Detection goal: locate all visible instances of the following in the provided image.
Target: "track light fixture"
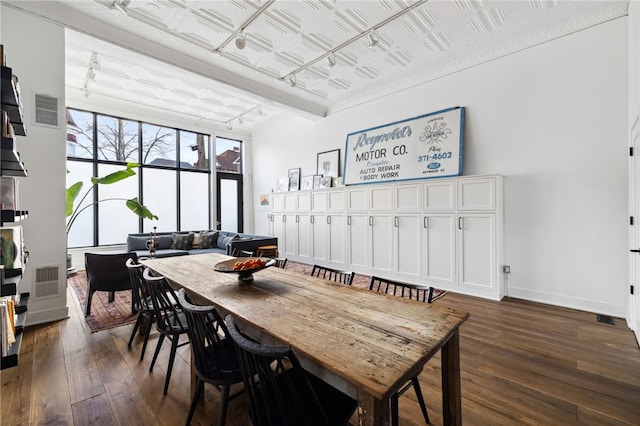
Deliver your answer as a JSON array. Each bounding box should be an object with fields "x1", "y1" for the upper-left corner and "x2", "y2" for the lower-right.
[
  {"x1": 287, "y1": 74, "x2": 297, "y2": 87},
  {"x1": 367, "y1": 30, "x2": 379, "y2": 49},
  {"x1": 235, "y1": 31, "x2": 246, "y2": 49},
  {"x1": 224, "y1": 104, "x2": 263, "y2": 130},
  {"x1": 327, "y1": 52, "x2": 336, "y2": 68},
  {"x1": 111, "y1": 0, "x2": 127, "y2": 15}
]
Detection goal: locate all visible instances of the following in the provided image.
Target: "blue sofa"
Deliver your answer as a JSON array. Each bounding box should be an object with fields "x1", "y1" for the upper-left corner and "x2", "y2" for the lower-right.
[{"x1": 126, "y1": 230, "x2": 277, "y2": 259}]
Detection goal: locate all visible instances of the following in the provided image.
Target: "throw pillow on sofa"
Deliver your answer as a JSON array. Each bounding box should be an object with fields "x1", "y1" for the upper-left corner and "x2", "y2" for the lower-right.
[
  {"x1": 200, "y1": 231, "x2": 219, "y2": 249},
  {"x1": 171, "y1": 232, "x2": 194, "y2": 250},
  {"x1": 218, "y1": 234, "x2": 239, "y2": 250}
]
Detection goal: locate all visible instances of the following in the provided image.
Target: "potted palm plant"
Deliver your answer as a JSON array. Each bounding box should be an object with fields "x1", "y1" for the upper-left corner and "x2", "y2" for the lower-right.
[{"x1": 66, "y1": 162, "x2": 157, "y2": 271}]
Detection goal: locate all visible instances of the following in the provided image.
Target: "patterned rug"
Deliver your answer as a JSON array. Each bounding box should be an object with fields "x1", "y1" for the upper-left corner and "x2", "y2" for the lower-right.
[
  {"x1": 68, "y1": 271, "x2": 138, "y2": 333},
  {"x1": 284, "y1": 260, "x2": 446, "y2": 302}
]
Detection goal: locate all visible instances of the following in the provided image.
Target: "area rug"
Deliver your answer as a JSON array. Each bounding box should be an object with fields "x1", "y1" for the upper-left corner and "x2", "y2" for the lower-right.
[
  {"x1": 68, "y1": 271, "x2": 137, "y2": 333},
  {"x1": 284, "y1": 260, "x2": 446, "y2": 302}
]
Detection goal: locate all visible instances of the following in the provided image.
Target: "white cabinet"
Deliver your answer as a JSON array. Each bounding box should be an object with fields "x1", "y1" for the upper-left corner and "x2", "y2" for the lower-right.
[
  {"x1": 393, "y1": 214, "x2": 422, "y2": 280},
  {"x1": 347, "y1": 214, "x2": 368, "y2": 270},
  {"x1": 422, "y1": 214, "x2": 456, "y2": 288},
  {"x1": 457, "y1": 213, "x2": 496, "y2": 292},
  {"x1": 271, "y1": 174, "x2": 503, "y2": 300}
]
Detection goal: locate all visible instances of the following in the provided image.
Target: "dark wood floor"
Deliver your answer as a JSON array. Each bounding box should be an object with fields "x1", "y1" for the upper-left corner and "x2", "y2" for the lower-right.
[{"x1": 2, "y1": 282, "x2": 640, "y2": 425}]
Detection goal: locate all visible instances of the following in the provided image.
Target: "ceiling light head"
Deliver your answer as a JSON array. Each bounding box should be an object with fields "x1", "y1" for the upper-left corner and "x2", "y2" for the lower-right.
[
  {"x1": 235, "y1": 31, "x2": 246, "y2": 50},
  {"x1": 257, "y1": 105, "x2": 263, "y2": 115},
  {"x1": 367, "y1": 30, "x2": 379, "y2": 50},
  {"x1": 287, "y1": 74, "x2": 297, "y2": 87},
  {"x1": 226, "y1": 122, "x2": 232, "y2": 130},
  {"x1": 111, "y1": 0, "x2": 127, "y2": 15},
  {"x1": 238, "y1": 117, "x2": 243, "y2": 124},
  {"x1": 327, "y1": 52, "x2": 336, "y2": 68}
]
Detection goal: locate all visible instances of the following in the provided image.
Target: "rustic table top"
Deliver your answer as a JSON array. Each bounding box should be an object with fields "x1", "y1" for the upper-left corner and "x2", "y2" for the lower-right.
[{"x1": 141, "y1": 253, "x2": 469, "y2": 401}]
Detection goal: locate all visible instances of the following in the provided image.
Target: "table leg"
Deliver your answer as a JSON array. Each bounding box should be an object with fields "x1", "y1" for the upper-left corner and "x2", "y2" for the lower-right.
[
  {"x1": 441, "y1": 328, "x2": 462, "y2": 426},
  {"x1": 356, "y1": 389, "x2": 389, "y2": 426}
]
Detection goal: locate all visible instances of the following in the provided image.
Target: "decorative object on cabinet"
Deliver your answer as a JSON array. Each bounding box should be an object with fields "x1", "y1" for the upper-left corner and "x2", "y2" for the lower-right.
[
  {"x1": 319, "y1": 176, "x2": 332, "y2": 188},
  {"x1": 288, "y1": 167, "x2": 300, "y2": 191},
  {"x1": 313, "y1": 174, "x2": 323, "y2": 189},
  {"x1": 300, "y1": 175, "x2": 314, "y2": 190},
  {"x1": 276, "y1": 177, "x2": 289, "y2": 192},
  {"x1": 343, "y1": 106, "x2": 465, "y2": 185},
  {"x1": 0, "y1": 226, "x2": 23, "y2": 269},
  {"x1": 317, "y1": 149, "x2": 340, "y2": 178}
]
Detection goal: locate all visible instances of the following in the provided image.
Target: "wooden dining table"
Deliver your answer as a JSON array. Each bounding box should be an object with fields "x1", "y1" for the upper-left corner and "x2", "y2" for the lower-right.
[{"x1": 141, "y1": 253, "x2": 469, "y2": 426}]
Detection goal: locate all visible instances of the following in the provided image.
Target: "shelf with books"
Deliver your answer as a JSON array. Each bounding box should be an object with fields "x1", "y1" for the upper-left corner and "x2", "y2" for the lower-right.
[
  {"x1": 0, "y1": 65, "x2": 25, "y2": 137},
  {"x1": 1, "y1": 210, "x2": 28, "y2": 223}
]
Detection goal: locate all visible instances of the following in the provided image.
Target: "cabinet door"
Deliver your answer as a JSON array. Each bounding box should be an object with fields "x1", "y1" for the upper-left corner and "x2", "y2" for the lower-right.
[
  {"x1": 347, "y1": 188, "x2": 368, "y2": 212},
  {"x1": 370, "y1": 186, "x2": 393, "y2": 211},
  {"x1": 422, "y1": 214, "x2": 456, "y2": 287},
  {"x1": 284, "y1": 194, "x2": 298, "y2": 211},
  {"x1": 393, "y1": 214, "x2": 421, "y2": 280},
  {"x1": 297, "y1": 193, "x2": 312, "y2": 211},
  {"x1": 327, "y1": 214, "x2": 346, "y2": 267},
  {"x1": 457, "y1": 213, "x2": 496, "y2": 290},
  {"x1": 328, "y1": 190, "x2": 346, "y2": 212},
  {"x1": 394, "y1": 184, "x2": 421, "y2": 211},
  {"x1": 272, "y1": 195, "x2": 285, "y2": 211},
  {"x1": 283, "y1": 214, "x2": 298, "y2": 257},
  {"x1": 296, "y1": 214, "x2": 312, "y2": 261},
  {"x1": 312, "y1": 191, "x2": 328, "y2": 212},
  {"x1": 369, "y1": 214, "x2": 393, "y2": 275},
  {"x1": 347, "y1": 214, "x2": 368, "y2": 270},
  {"x1": 458, "y1": 178, "x2": 496, "y2": 211},
  {"x1": 272, "y1": 214, "x2": 286, "y2": 254},
  {"x1": 311, "y1": 214, "x2": 327, "y2": 261},
  {"x1": 423, "y1": 181, "x2": 456, "y2": 211}
]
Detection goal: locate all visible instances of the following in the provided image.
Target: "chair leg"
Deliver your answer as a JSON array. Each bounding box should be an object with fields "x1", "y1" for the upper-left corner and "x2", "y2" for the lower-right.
[
  {"x1": 108, "y1": 291, "x2": 115, "y2": 303},
  {"x1": 163, "y1": 336, "x2": 180, "y2": 395},
  {"x1": 140, "y1": 313, "x2": 154, "y2": 362},
  {"x1": 85, "y1": 289, "x2": 94, "y2": 316},
  {"x1": 218, "y1": 384, "x2": 231, "y2": 426},
  {"x1": 411, "y1": 377, "x2": 430, "y2": 425},
  {"x1": 150, "y1": 333, "x2": 165, "y2": 372},
  {"x1": 185, "y1": 378, "x2": 204, "y2": 426},
  {"x1": 391, "y1": 393, "x2": 400, "y2": 426},
  {"x1": 128, "y1": 314, "x2": 143, "y2": 348}
]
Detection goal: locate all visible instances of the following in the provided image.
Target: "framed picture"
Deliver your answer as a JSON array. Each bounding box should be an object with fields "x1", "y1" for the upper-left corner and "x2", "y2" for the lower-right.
[
  {"x1": 288, "y1": 168, "x2": 301, "y2": 191},
  {"x1": 313, "y1": 175, "x2": 323, "y2": 189},
  {"x1": 259, "y1": 194, "x2": 270, "y2": 206},
  {"x1": 300, "y1": 175, "x2": 314, "y2": 190},
  {"x1": 276, "y1": 177, "x2": 289, "y2": 192},
  {"x1": 319, "y1": 176, "x2": 332, "y2": 189},
  {"x1": 317, "y1": 149, "x2": 340, "y2": 178}
]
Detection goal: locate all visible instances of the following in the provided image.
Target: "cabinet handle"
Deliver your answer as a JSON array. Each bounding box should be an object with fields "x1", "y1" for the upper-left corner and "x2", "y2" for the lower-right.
[
  {"x1": 283, "y1": 215, "x2": 286, "y2": 223},
  {"x1": 369, "y1": 216, "x2": 373, "y2": 226},
  {"x1": 424, "y1": 216, "x2": 428, "y2": 229},
  {"x1": 310, "y1": 215, "x2": 314, "y2": 224},
  {"x1": 327, "y1": 216, "x2": 331, "y2": 225},
  {"x1": 394, "y1": 216, "x2": 399, "y2": 227},
  {"x1": 458, "y1": 217, "x2": 463, "y2": 230},
  {"x1": 295, "y1": 215, "x2": 298, "y2": 223},
  {"x1": 347, "y1": 216, "x2": 351, "y2": 226}
]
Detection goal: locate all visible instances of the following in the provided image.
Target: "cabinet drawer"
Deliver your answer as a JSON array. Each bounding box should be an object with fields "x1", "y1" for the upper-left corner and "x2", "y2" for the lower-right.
[{"x1": 457, "y1": 178, "x2": 496, "y2": 211}]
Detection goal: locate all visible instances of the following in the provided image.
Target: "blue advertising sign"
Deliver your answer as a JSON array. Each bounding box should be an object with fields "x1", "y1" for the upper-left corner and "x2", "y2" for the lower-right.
[{"x1": 343, "y1": 106, "x2": 465, "y2": 185}]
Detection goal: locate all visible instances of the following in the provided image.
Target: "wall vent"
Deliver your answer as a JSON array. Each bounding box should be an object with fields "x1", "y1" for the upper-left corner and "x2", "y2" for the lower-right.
[
  {"x1": 34, "y1": 265, "x2": 60, "y2": 299},
  {"x1": 33, "y1": 93, "x2": 59, "y2": 128}
]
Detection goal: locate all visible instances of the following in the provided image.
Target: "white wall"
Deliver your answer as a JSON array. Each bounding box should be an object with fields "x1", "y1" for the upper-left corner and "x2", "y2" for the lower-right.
[
  {"x1": 251, "y1": 18, "x2": 629, "y2": 317},
  {"x1": 1, "y1": 6, "x2": 69, "y2": 324}
]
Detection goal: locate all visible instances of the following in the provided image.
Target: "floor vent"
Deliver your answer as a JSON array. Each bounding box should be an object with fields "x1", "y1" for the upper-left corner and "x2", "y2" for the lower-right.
[
  {"x1": 596, "y1": 314, "x2": 615, "y2": 325},
  {"x1": 34, "y1": 265, "x2": 60, "y2": 299}
]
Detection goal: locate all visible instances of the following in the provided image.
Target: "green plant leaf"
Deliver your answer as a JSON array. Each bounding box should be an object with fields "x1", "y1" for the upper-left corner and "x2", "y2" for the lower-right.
[
  {"x1": 90, "y1": 163, "x2": 138, "y2": 185},
  {"x1": 66, "y1": 181, "x2": 83, "y2": 217},
  {"x1": 126, "y1": 197, "x2": 159, "y2": 221}
]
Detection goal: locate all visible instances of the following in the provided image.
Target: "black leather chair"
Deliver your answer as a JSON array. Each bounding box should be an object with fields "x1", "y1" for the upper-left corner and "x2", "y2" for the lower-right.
[
  {"x1": 84, "y1": 252, "x2": 138, "y2": 316},
  {"x1": 369, "y1": 275, "x2": 433, "y2": 426},
  {"x1": 225, "y1": 315, "x2": 357, "y2": 426},
  {"x1": 176, "y1": 289, "x2": 244, "y2": 426},
  {"x1": 310, "y1": 264, "x2": 355, "y2": 285},
  {"x1": 143, "y1": 268, "x2": 190, "y2": 395}
]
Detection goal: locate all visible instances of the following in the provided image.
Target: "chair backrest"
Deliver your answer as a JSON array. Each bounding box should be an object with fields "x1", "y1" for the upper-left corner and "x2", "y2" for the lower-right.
[
  {"x1": 126, "y1": 258, "x2": 147, "y2": 312},
  {"x1": 273, "y1": 257, "x2": 287, "y2": 269},
  {"x1": 143, "y1": 268, "x2": 187, "y2": 333},
  {"x1": 225, "y1": 315, "x2": 334, "y2": 426},
  {"x1": 310, "y1": 264, "x2": 355, "y2": 285},
  {"x1": 369, "y1": 275, "x2": 435, "y2": 303},
  {"x1": 176, "y1": 289, "x2": 241, "y2": 383},
  {"x1": 85, "y1": 252, "x2": 138, "y2": 292},
  {"x1": 232, "y1": 249, "x2": 254, "y2": 257}
]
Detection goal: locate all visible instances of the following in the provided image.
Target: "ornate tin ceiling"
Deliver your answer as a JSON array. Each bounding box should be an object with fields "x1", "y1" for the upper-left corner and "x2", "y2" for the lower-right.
[{"x1": 4, "y1": 0, "x2": 628, "y2": 131}]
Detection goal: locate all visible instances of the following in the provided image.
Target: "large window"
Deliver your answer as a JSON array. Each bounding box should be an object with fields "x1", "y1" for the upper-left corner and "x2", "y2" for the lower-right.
[{"x1": 66, "y1": 108, "x2": 211, "y2": 248}]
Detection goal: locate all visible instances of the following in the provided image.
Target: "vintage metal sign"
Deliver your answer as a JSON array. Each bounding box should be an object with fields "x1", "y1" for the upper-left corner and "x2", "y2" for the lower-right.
[{"x1": 342, "y1": 106, "x2": 464, "y2": 185}]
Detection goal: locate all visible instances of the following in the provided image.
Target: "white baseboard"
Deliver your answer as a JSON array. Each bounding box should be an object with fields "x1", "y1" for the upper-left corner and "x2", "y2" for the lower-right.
[{"x1": 24, "y1": 306, "x2": 70, "y2": 327}]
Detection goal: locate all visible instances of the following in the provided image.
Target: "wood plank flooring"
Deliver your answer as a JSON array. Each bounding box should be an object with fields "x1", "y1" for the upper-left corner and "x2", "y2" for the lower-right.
[{"x1": 2, "y1": 283, "x2": 639, "y2": 425}]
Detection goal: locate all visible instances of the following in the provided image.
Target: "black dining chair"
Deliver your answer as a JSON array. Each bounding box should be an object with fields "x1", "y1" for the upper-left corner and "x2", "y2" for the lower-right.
[
  {"x1": 272, "y1": 257, "x2": 287, "y2": 269},
  {"x1": 369, "y1": 275, "x2": 433, "y2": 426},
  {"x1": 225, "y1": 315, "x2": 357, "y2": 426},
  {"x1": 143, "y1": 268, "x2": 190, "y2": 396},
  {"x1": 176, "y1": 289, "x2": 244, "y2": 426},
  {"x1": 310, "y1": 264, "x2": 355, "y2": 285},
  {"x1": 126, "y1": 258, "x2": 155, "y2": 361},
  {"x1": 231, "y1": 249, "x2": 254, "y2": 257},
  {"x1": 84, "y1": 252, "x2": 138, "y2": 316}
]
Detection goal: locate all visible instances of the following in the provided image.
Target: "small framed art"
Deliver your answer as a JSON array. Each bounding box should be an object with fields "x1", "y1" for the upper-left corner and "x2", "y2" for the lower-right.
[
  {"x1": 276, "y1": 177, "x2": 289, "y2": 192},
  {"x1": 313, "y1": 175, "x2": 323, "y2": 189},
  {"x1": 301, "y1": 175, "x2": 314, "y2": 190},
  {"x1": 288, "y1": 168, "x2": 301, "y2": 191},
  {"x1": 317, "y1": 149, "x2": 340, "y2": 178},
  {"x1": 319, "y1": 176, "x2": 332, "y2": 189}
]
